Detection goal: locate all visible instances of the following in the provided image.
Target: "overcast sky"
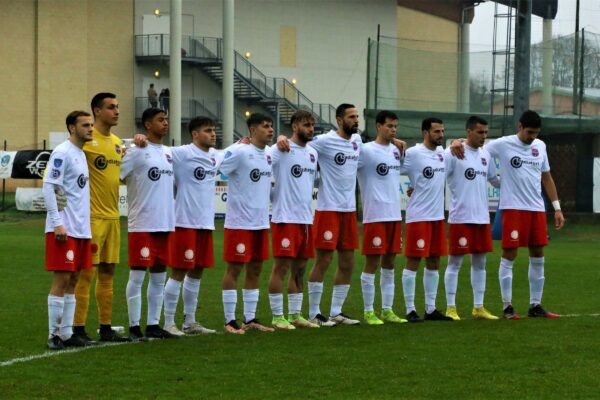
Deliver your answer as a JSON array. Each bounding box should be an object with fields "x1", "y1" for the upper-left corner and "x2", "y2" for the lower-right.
[{"x1": 470, "y1": 0, "x2": 600, "y2": 52}]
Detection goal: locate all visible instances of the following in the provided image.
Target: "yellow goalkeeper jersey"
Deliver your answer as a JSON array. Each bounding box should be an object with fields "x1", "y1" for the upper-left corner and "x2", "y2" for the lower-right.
[{"x1": 83, "y1": 128, "x2": 122, "y2": 219}]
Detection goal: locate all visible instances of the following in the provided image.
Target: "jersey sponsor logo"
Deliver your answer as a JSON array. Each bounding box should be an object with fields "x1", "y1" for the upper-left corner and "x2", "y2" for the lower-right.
[
  {"x1": 510, "y1": 156, "x2": 540, "y2": 169},
  {"x1": 148, "y1": 167, "x2": 173, "y2": 181},
  {"x1": 54, "y1": 158, "x2": 63, "y2": 168},
  {"x1": 290, "y1": 164, "x2": 315, "y2": 178},
  {"x1": 416, "y1": 239, "x2": 425, "y2": 249},
  {"x1": 115, "y1": 145, "x2": 121, "y2": 155},
  {"x1": 166, "y1": 154, "x2": 173, "y2": 164},
  {"x1": 235, "y1": 243, "x2": 246, "y2": 254},
  {"x1": 481, "y1": 157, "x2": 487, "y2": 166},
  {"x1": 51, "y1": 168, "x2": 61, "y2": 178},
  {"x1": 281, "y1": 238, "x2": 291, "y2": 248},
  {"x1": 376, "y1": 163, "x2": 389, "y2": 176},
  {"x1": 458, "y1": 237, "x2": 468, "y2": 247},
  {"x1": 66, "y1": 250, "x2": 74, "y2": 262},
  {"x1": 372, "y1": 236, "x2": 382, "y2": 247},
  {"x1": 422, "y1": 166, "x2": 444, "y2": 179},
  {"x1": 531, "y1": 148, "x2": 539, "y2": 157},
  {"x1": 334, "y1": 152, "x2": 359, "y2": 166},
  {"x1": 464, "y1": 168, "x2": 487, "y2": 180},
  {"x1": 249, "y1": 168, "x2": 271, "y2": 182},
  {"x1": 94, "y1": 155, "x2": 120, "y2": 170},
  {"x1": 184, "y1": 249, "x2": 194, "y2": 260},
  {"x1": 77, "y1": 174, "x2": 88, "y2": 188}
]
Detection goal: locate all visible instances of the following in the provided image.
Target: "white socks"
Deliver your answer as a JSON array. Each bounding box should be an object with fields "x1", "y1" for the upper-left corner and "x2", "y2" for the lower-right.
[
  {"x1": 423, "y1": 268, "x2": 439, "y2": 314},
  {"x1": 126, "y1": 270, "x2": 146, "y2": 327},
  {"x1": 329, "y1": 284, "x2": 350, "y2": 317},
  {"x1": 528, "y1": 257, "x2": 545, "y2": 305},
  {"x1": 222, "y1": 289, "x2": 237, "y2": 323},
  {"x1": 242, "y1": 289, "x2": 259, "y2": 323},
  {"x1": 288, "y1": 293, "x2": 303, "y2": 315},
  {"x1": 444, "y1": 255, "x2": 463, "y2": 307},
  {"x1": 380, "y1": 268, "x2": 395, "y2": 310},
  {"x1": 360, "y1": 272, "x2": 376, "y2": 312},
  {"x1": 470, "y1": 253, "x2": 487, "y2": 308},
  {"x1": 269, "y1": 293, "x2": 284, "y2": 316},
  {"x1": 402, "y1": 269, "x2": 416, "y2": 313},
  {"x1": 163, "y1": 278, "x2": 182, "y2": 327},
  {"x1": 147, "y1": 272, "x2": 166, "y2": 325},
  {"x1": 183, "y1": 276, "x2": 201, "y2": 327},
  {"x1": 47, "y1": 295, "x2": 64, "y2": 337},
  {"x1": 499, "y1": 257, "x2": 514, "y2": 308},
  {"x1": 308, "y1": 281, "x2": 323, "y2": 320},
  {"x1": 59, "y1": 294, "x2": 76, "y2": 339}
]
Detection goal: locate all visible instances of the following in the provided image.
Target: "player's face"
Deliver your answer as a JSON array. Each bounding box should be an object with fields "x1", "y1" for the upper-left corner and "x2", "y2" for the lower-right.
[
  {"x1": 517, "y1": 125, "x2": 541, "y2": 144},
  {"x1": 71, "y1": 116, "x2": 94, "y2": 143},
  {"x1": 293, "y1": 119, "x2": 315, "y2": 144},
  {"x1": 425, "y1": 123, "x2": 444, "y2": 146},
  {"x1": 466, "y1": 123, "x2": 488, "y2": 148},
  {"x1": 147, "y1": 113, "x2": 169, "y2": 138},
  {"x1": 252, "y1": 121, "x2": 274, "y2": 146},
  {"x1": 376, "y1": 118, "x2": 398, "y2": 143},
  {"x1": 95, "y1": 98, "x2": 119, "y2": 127},
  {"x1": 338, "y1": 108, "x2": 359, "y2": 135},
  {"x1": 193, "y1": 125, "x2": 216, "y2": 149}
]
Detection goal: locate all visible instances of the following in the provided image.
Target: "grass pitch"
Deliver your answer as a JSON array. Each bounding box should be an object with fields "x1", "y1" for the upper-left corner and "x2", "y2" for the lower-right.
[{"x1": 0, "y1": 208, "x2": 599, "y2": 399}]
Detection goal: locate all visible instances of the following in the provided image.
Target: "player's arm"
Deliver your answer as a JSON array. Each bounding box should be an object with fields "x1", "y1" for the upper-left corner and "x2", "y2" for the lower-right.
[
  {"x1": 449, "y1": 138, "x2": 466, "y2": 159},
  {"x1": 391, "y1": 138, "x2": 407, "y2": 157},
  {"x1": 541, "y1": 171, "x2": 565, "y2": 230},
  {"x1": 276, "y1": 135, "x2": 291, "y2": 152},
  {"x1": 42, "y1": 181, "x2": 67, "y2": 241},
  {"x1": 120, "y1": 146, "x2": 142, "y2": 181},
  {"x1": 487, "y1": 155, "x2": 501, "y2": 188}
]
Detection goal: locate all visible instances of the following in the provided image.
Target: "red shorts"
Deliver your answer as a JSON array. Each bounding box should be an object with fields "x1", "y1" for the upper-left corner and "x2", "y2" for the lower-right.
[
  {"x1": 362, "y1": 221, "x2": 403, "y2": 255},
  {"x1": 448, "y1": 223, "x2": 493, "y2": 255},
  {"x1": 223, "y1": 229, "x2": 269, "y2": 263},
  {"x1": 45, "y1": 233, "x2": 92, "y2": 272},
  {"x1": 405, "y1": 220, "x2": 447, "y2": 258},
  {"x1": 313, "y1": 211, "x2": 358, "y2": 251},
  {"x1": 271, "y1": 223, "x2": 315, "y2": 259},
  {"x1": 170, "y1": 227, "x2": 214, "y2": 269},
  {"x1": 128, "y1": 231, "x2": 173, "y2": 267},
  {"x1": 501, "y1": 209, "x2": 548, "y2": 249}
]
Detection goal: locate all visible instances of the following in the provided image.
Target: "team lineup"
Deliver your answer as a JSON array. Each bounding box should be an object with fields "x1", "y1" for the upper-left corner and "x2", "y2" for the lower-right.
[{"x1": 43, "y1": 93, "x2": 565, "y2": 349}]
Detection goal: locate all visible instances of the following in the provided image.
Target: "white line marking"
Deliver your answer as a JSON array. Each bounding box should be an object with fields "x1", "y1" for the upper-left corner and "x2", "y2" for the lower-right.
[{"x1": 558, "y1": 313, "x2": 600, "y2": 318}]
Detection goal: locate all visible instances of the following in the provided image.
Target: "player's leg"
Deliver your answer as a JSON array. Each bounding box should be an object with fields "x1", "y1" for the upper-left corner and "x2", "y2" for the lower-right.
[
  {"x1": 96, "y1": 219, "x2": 123, "y2": 340},
  {"x1": 182, "y1": 267, "x2": 215, "y2": 334},
  {"x1": 470, "y1": 253, "x2": 498, "y2": 320},
  {"x1": 222, "y1": 262, "x2": 245, "y2": 334},
  {"x1": 362, "y1": 254, "x2": 383, "y2": 325},
  {"x1": 288, "y1": 258, "x2": 318, "y2": 328},
  {"x1": 126, "y1": 266, "x2": 147, "y2": 340},
  {"x1": 269, "y1": 257, "x2": 294, "y2": 329},
  {"x1": 72, "y1": 266, "x2": 95, "y2": 339},
  {"x1": 163, "y1": 267, "x2": 186, "y2": 336},
  {"x1": 403, "y1": 256, "x2": 422, "y2": 322},
  {"x1": 423, "y1": 256, "x2": 452, "y2": 321},
  {"x1": 61, "y1": 271, "x2": 89, "y2": 347},
  {"x1": 145, "y1": 264, "x2": 174, "y2": 339},
  {"x1": 329, "y1": 249, "x2": 360, "y2": 325},
  {"x1": 47, "y1": 271, "x2": 71, "y2": 349},
  {"x1": 499, "y1": 210, "x2": 521, "y2": 319},
  {"x1": 527, "y1": 245, "x2": 558, "y2": 318},
  {"x1": 242, "y1": 260, "x2": 274, "y2": 332},
  {"x1": 308, "y1": 249, "x2": 334, "y2": 324},
  {"x1": 444, "y1": 254, "x2": 464, "y2": 320}
]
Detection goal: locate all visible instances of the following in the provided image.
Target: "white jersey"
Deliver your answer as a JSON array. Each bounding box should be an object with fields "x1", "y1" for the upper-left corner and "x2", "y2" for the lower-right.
[
  {"x1": 485, "y1": 135, "x2": 550, "y2": 212},
  {"x1": 120, "y1": 143, "x2": 175, "y2": 232},
  {"x1": 44, "y1": 141, "x2": 91, "y2": 239},
  {"x1": 172, "y1": 144, "x2": 223, "y2": 230},
  {"x1": 445, "y1": 145, "x2": 498, "y2": 224},
  {"x1": 269, "y1": 142, "x2": 318, "y2": 224},
  {"x1": 219, "y1": 143, "x2": 271, "y2": 230},
  {"x1": 400, "y1": 143, "x2": 446, "y2": 223},
  {"x1": 308, "y1": 130, "x2": 362, "y2": 212},
  {"x1": 357, "y1": 142, "x2": 402, "y2": 223}
]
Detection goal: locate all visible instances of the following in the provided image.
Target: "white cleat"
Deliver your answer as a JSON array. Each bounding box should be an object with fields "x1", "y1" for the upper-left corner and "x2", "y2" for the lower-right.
[
  {"x1": 183, "y1": 322, "x2": 217, "y2": 335},
  {"x1": 329, "y1": 313, "x2": 361, "y2": 325},
  {"x1": 163, "y1": 324, "x2": 185, "y2": 337},
  {"x1": 310, "y1": 313, "x2": 337, "y2": 327}
]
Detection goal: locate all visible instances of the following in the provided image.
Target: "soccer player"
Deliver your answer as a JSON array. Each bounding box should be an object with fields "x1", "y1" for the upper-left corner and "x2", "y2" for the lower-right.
[
  {"x1": 267, "y1": 110, "x2": 320, "y2": 330},
  {"x1": 73, "y1": 92, "x2": 128, "y2": 343},
  {"x1": 121, "y1": 108, "x2": 175, "y2": 340},
  {"x1": 357, "y1": 111, "x2": 407, "y2": 325},
  {"x1": 452, "y1": 110, "x2": 565, "y2": 319},
  {"x1": 400, "y1": 118, "x2": 453, "y2": 322},
  {"x1": 44, "y1": 111, "x2": 94, "y2": 349},
  {"x1": 219, "y1": 113, "x2": 275, "y2": 334},
  {"x1": 443, "y1": 116, "x2": 500, "y2": 321},
  {"x1": 162, "y1": 117, "x2": 219, "y2": 336}
]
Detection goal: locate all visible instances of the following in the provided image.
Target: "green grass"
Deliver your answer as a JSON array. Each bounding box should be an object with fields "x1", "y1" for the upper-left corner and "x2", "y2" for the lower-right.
[{"x1": 0, "y1": 212, "x2": 599, "y2": 399}]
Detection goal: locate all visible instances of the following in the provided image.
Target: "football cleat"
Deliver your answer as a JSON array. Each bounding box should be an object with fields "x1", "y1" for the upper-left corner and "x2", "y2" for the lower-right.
[
  {"x1": 288, "y1": 314, "x2": 320, "y2": 328},
  {"x1": 63, "y1": 335, "x2": 90, "y2": 347},
  {"x1": 503, "y1": 305, "x2": 521, "y2": 320},
  {"x1": 472, "y1": 307, "x2": 499, "y2": 320},
  {"x1": 128, "y1": 325, "x2": 148, "y2": 342},
  {"x1": 145, "y1": 325, "x2": 176, "y2": 339},
  {"x1": 163, "y1": 324, "x2": 186, "y2": 337},
  {"x1": 47, "y1": 335, "x2": 65, "y2": 350},
  {"x1": 310, "y1": 313, "x2": 337, "y2": 327},
  {"x1": 271, "y1": 316, "x2": 296, "y2": 330},
  {"x1": 406, "y1": 310, "x2": 424, "y2": 323},
  {"x1": 183, "y1": 322, "x2": 216, "y2": 335},
  {"x1": 364, "y1": 311, "x2": 384, "y2": 325},
  {"x1": 381, "y1": 309, "x2": 407, "y2": 323},
  {"x1": 99, "y1": 328, "x2": 130, "y2": 343},
  {"x1": 242, "y1": 319, "x2": 275, "y2": 332},
  {"x1": 424, "y1": 309, "x2": 453, "y2": 321},
  {"x1": 528, "y1": 304, "x2": 559, "y2": 318},
  {"x1": 330, "y1": 313, "x2": 360, "y2": 326},
  {"x1": 224, "y1": 320, "x2": 245, "y2": 335},
  {"x1": 445, "y1": 306, "x2": 461, "y2": 321}
]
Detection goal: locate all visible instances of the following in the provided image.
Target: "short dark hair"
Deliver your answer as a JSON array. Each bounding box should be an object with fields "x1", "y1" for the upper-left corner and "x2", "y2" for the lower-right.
[
  {"x1": 188, "y1": 116, "x2": 216, "y2": 136},
  {"x1": 422, "y1": 117, "x2": 443, "y2": 131},
  {"x1": 65, "y1": 110, "x2": 91, "y2": 131},
  {"x1": 466, "y1": 115, "x2": 488, "y2": 130},
  {"x1": 246, "y1": 113, "x2": 273, "y2": 129},
  {"x1": 141, "y1": 107, "x2": 166, "y2": 127},
  {"x1": 90, "y1": 92, "x2": 116, "y2": 114},
  {"x1": 519, "y1": 110, "x2": 542, "y2": 129},
  {"x1": 336, "y1": 103, "x2": 356, "y2": 119},
  {"x1": 375, "y1": 110, "x2": 398, "y2": 125},
  {"x1": 290, "y1": 110, "x2": 315, "y2": 125}
]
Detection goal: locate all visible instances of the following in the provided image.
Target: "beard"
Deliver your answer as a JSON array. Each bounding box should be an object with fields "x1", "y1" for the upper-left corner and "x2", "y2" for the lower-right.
[{"x1": 342, "y1": 122, "x2": 358, "y2": 134}]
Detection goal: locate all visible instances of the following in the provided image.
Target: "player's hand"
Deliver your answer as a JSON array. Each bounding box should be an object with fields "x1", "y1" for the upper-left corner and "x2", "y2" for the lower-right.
[
  {"x1": 54, "y1": 225, "x2": 68, "y2": 242},
  {"x1": 239, "y1": 136, "x2": 251, "y2": 145},
  {"x1": 392, "y1": 138, "x2": 407, "y2": 157},
  {"x1": 133, "y1": 133, "x2": 148, "y2": 148},
  {"x1": 276, "y1": 135, "x2": 291, "y2": 152},
  {"x1": 449, "y1": 139, "x2": 466, "y2": 159},
  {"x1": 554, "y1": 210, "x2": 565, "y2": 230},
  {"x1": 55, "y1": 188, "x2": 67, "y2": 211},
  {"x1": 407, "y1": 186, "x2": 414, "y2": 197}
]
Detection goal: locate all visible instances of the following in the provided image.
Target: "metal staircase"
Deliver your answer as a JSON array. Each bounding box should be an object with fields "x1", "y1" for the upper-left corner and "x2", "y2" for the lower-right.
[{"x1": 135, "y1": 34, "x2": 337, "y2": 132}]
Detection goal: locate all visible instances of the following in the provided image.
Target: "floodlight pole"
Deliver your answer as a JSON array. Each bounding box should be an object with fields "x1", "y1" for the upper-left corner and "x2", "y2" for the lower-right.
[
  {"x1": 222, "y1": 0, "x2": 235, "y2": 147},
  {"x1": 169, "y1": 0, "x2": 182, "y2": 145},
  {"x1": 512, "y1": 0, "x2": 532, "y2": 129}
]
